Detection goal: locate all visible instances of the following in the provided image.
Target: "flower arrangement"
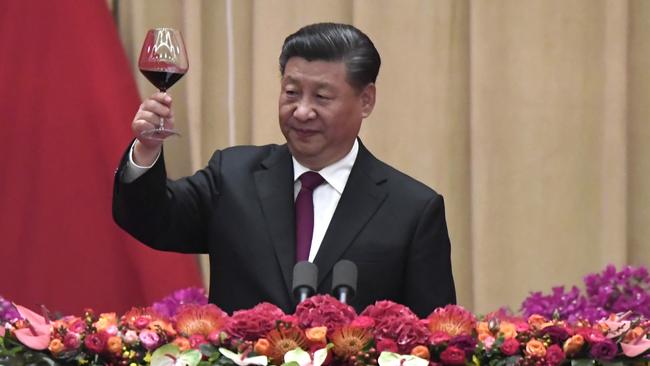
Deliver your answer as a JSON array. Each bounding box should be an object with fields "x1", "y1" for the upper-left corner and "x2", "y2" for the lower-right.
[
  {"x1": 1, "y1": 266, "x2": 649, "y2": 366},
  {"x1": 522, "y1": 265, "x2": 650, "y2": 322}
]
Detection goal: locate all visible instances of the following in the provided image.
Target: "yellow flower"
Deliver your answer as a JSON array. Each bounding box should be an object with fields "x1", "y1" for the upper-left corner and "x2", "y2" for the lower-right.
[{"x1": 331, "y1": 326, "x2": 372, "y2": 360}]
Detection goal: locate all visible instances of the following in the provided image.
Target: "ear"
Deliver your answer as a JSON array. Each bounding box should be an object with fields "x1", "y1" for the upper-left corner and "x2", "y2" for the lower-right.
[{"x1": 359, "y1": 83, "x2": 376, "y2": 119}]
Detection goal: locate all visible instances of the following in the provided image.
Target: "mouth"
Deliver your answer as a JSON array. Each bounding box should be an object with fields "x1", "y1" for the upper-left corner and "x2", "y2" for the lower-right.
[{"x1": 292, "y1": 127, "x2": 319, "y2": 139}]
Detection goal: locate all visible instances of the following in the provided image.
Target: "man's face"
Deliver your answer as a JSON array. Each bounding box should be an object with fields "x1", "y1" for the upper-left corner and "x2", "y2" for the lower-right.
[{"x1": 279, "y1": 57, "x2": 375, "y2": 170}]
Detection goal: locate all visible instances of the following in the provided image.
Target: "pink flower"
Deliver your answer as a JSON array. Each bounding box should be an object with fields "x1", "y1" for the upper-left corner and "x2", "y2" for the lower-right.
[
  {"x1": 68, "y1": 318, "x2": 86, "y2": 334},
  {"x1": 500, "y1": 338, "x2": 520, "y2": 356},
  {"x1": 376, "y1": 338, "x2": 398, "y2": 353},
  {"x1": 139, "y1": 329, "x2": 160, "y2": 350},
  {"x1": 13, "y1": 304, "x2": 53, "y2": 350},
  {"x1": 482, "y1": 335, "x2": 495, "y2": 349},
  {"x1": 123, "y1": 330, "x2": 139, "y2": 345},
  {"x1": 84, "y1": 332, "x2": 108, "y2": 353},
  {"x1": 295, "y1": 295, "x2": 356, "y2": 334},
  {"x1": 440, "y1": 346, "x2": 466, "y2": 365},
  {"x1": 134, "y1": 316, "x2": 150, "y2": 329},
  {"x1": 546, "y1": 344, "x2": 565, "y2": 366},
  {"x1": 208, "y1": 330, "x2": 221, "y2": 344},
  {"x1": 351, "y1": 316, "x2": 375, "y2": 329},
  {"x1": 63, "y1": 332, "x2": 81, "y2": 349},
  {"x1": 226, "y1": 302, "x2": 285, "y2": 341}
]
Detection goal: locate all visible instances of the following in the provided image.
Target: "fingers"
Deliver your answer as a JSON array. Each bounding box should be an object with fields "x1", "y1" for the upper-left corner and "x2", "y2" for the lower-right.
[{"x1": 132, "y1": 93, "x2": 176, "y2": 145}]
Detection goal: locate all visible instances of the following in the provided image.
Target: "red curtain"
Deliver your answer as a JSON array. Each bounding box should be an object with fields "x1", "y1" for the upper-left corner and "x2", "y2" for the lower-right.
[{"x1": 0, "y1": 1, "x2": 203, "y2": 315}]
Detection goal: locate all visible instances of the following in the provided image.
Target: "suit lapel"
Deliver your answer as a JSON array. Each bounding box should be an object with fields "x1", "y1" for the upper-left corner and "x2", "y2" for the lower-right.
[
  {"x1": 253, "y1": 146, "x2": 296, "y2": 300},
  {"x1": 313, "y1": 143, "x2": 388, "y2": 287}
]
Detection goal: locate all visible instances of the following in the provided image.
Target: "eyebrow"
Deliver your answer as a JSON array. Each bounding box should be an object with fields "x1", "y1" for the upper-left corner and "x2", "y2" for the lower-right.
[{"x1": 281, "y1": 75, "x2": 335, "y2": 90}]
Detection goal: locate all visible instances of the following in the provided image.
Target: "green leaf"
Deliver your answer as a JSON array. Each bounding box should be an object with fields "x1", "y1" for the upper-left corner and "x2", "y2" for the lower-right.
[
  {"x1": 571, "y1": 360, "x2": 596, "y2": 366},
  {"x1": 151, "y1": 343, "x2": 201, "y2": 366},
  {"x1": 280, "y1": 362, "x2": 300, "y2": 366}
]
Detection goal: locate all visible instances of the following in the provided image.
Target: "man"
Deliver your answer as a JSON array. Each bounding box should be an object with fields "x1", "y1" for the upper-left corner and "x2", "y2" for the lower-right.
[{"x1": 113, "y1": 23, "x2": 455, "y2": 318}]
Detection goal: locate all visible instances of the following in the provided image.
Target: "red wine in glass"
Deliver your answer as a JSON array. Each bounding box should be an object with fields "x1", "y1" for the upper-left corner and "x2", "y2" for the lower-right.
[{"x1": 138, "y1": 28, "x2": 189, "y2": 140}]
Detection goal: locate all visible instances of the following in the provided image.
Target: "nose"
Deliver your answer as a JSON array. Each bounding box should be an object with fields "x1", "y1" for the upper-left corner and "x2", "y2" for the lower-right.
[{"x1": 293, "y1": 100, "x2": 317, "y2": 122}]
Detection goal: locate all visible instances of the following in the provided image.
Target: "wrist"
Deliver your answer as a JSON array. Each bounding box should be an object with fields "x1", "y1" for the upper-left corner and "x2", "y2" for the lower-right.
[{"x1": 133, "y1": 139, "x2": 161, "y2": 167}]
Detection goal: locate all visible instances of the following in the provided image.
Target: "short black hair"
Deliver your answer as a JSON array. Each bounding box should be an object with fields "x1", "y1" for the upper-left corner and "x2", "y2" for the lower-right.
[{"x1": 279, "y1": 23, "x2": 381, "y2": 90}]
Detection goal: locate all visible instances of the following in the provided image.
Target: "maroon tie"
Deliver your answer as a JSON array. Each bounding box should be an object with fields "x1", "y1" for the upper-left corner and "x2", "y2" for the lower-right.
[{"x1": 295, "y1": 171, "x2": 325, "y2": 262}]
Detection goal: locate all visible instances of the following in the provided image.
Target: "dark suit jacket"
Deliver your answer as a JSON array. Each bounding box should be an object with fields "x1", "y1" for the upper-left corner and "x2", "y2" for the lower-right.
[{"x1": 112, "y1": 141, "x2": 455, "y2": 318}]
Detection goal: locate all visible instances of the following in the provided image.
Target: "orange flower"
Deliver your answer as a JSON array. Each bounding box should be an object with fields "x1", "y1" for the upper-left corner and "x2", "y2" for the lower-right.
[
  {"x1": 499, "y1": 322, "x2": 517, "y2": 339},
  {"x1": 525, "y1": 339, "x2": 546, "y2": 358},
  {"x1": 266, "y1": 327, "x2": 308, "y2": 363},
  {"x1": 173, "y1": 337, "x2": 192, "y2": 351},
  {"x1": 107, "y1": 336, "x2": 123, "y2": 354},
  {"x1": 148, "y1": 320, "x2": 177, "y2": 337},
  {"x1": 254, "y1": 338, "x2": 271, "y2": 355},
  {"x1": 427, "y1": 305, "x2": 476, "y2": 337},
  {"x1": 305, "y1": 326, "x2": 328, "y2": 344},
  {"x1": 48, "y1": 339, "x2": 64, "y2": 355},
  {"x1": 330, "y1": 326, "x2": 373, "y2": 360},
  {"x1": 476, "y1": 322, "x2": 490, "y2": 335},
  {"x1": 95, "y1": 313, "x2": 117, "y2": 332},
  {"x1": 175, "y1": 304, "x2": 227, "y2": 337},
  {"x1": 411, "y1": 345, "x2": 430, "y2": 360},
  {"x1": 563, "y1": 335, "x2": 584, "y2": 356},
  {"x1": 478, "y1": 332, "x2": 492, "y2": 342},
  {"x1": 121, "y1": 307, "x2": 163, "y2": 329},
  {"x1": 527, "y1": 315, "x2": 547, "y2": 330}
]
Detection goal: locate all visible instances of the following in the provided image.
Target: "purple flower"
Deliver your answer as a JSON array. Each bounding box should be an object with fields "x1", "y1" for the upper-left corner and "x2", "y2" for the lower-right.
[
  {"x1": 152, "y1": 287, "x2": 208, "y2": 318},
  {"x1": 541, "y1": 325, "x2": 570, "y2": 344},
  {"x1": 0, "y1": 295, "x2": 21, "y2": 323},
  {"x1": 521, "y1": 265, "x2": 650, "y2": 322},
  {"x1": 589, "y1": 339, "x2": 618, "y2": 361},
  {"x1": 448, "y1": 334, "x2": 477, "y2": 356}
]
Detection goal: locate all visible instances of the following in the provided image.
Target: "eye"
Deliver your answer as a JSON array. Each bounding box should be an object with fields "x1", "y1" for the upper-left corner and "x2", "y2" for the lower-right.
[
  {"x1": 316, "y1": 94, "x2": 331, "y2": 100},
  {"x1": 285, "y1": 89, "x2": 298, "y2": 98}
]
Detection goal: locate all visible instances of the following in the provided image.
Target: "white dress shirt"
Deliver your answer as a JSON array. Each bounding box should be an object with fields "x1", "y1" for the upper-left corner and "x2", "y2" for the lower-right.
[
  {"x1": 123, "y1": 139, "x2": 360, "y2": 262},
  {"x1": 292, "y1": 139, "x2": 358, "y2": 262}
]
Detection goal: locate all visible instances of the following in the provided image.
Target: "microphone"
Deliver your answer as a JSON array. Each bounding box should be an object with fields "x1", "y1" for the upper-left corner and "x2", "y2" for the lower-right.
[
  {"x1": 292, "y1": 261, "x2": 318, "y2": 303},
  {"x1": 331, "y1": 260, "x2": 357, "y2": 304}
]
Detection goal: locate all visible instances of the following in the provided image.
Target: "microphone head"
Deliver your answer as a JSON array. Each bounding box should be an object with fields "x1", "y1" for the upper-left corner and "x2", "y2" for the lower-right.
[
  {"x1": 292, "y1": 261, "x2": 318, "y2": 297},
  {"x1": 332, "y1": 259, "x2": 357, "y2": 296}
]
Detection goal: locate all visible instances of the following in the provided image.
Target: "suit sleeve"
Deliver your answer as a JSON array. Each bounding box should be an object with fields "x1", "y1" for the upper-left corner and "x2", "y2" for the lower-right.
[
  {"x1": 112, "y1": 144, "x2": 221, "y2": 254},
  {"x1": 403, "y1": 194, "x2": 456, "y2": 317}
]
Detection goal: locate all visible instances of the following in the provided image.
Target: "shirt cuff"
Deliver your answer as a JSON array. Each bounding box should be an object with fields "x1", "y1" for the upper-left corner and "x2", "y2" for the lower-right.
[{"x1": 122, "y1": 141, "x2": 160, "y2": 183}]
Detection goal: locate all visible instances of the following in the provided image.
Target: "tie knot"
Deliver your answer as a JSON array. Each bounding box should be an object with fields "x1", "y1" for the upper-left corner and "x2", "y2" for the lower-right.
[{"x1": 299, "y1": 171, "x2": 324, "y2": 191}]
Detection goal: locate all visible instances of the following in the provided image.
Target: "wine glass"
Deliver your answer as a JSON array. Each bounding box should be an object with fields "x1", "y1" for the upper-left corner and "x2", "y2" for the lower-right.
[{"x1": 138, "y1": 28, "x2": 188, "y2": 140}]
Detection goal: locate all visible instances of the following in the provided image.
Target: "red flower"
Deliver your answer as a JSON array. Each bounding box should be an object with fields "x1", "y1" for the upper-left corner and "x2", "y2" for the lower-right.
[
  {"x1": 376, "y1": 338, "x2": 398, "y2": 353},
  {"x1": 226, "y1": 302, "x2": 285, "y2": 341},
  {"x1": 175, "y1": 304, "x2": 228, "y2": 337},
  {"x1": 376, "y1": 317, "x2": 430, "y2": 354},
  {"x1": 545, "y1": 344, "x2": 565, "y2": 366},
  {"x1": 350, "y1": 316, "x2": 375, "y2": 329},
  {"x1": 500, "y1": 338, "x2": 520, "y2": 356},
  {"x1": 295, "y1": 295, "x2": 356, "y2": 333},
  {"x1": 440, "y1": 346, "x2": 466, "y2": 365},
  {"x1": 84, "y1": 332, "x2": 108, "y2": 354},
  {"x1": 360, "y1": 301, "x2": 418, "y2": 329}
]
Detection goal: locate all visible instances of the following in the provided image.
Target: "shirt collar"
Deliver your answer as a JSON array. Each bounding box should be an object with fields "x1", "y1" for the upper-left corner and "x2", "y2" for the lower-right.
[{"x1": 292, "y1": 139, "x2": 359, "y2": 195}]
